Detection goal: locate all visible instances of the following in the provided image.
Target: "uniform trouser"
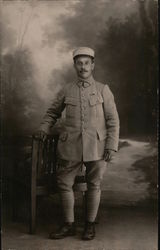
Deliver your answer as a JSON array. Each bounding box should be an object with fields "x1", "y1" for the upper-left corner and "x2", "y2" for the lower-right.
[{"x1": 56, "y1": 159, "x2": 107, "y2": 223}]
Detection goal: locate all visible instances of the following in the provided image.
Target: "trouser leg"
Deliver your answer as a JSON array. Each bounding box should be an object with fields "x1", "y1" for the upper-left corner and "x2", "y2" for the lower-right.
[
  {"x1": 84, "y1": 160, "x2": 106, "y2": 222},
  {"x1": 85, "y1": 189, "x2": 101, "y2": 222},
  {"x1": 56, "y1": 160, "x2": 82, "y2": 223},
  {"x1": 60, "y1": 191, "x2": 75, "y2": 223}
]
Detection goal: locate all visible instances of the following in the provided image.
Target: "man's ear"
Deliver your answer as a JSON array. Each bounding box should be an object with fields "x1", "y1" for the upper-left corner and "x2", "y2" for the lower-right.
[
  {"x1": 73, "y1": 62, "x2": 76, "y2": 69},
  {"x1": 91, "y1": 62, "x2": 95, "y2": 71}
]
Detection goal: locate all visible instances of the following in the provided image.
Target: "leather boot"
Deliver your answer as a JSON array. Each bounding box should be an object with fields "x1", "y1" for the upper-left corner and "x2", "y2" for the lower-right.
[
  {"x1": 82, "y1": 222, "x2": 95, "y2": 240},
  {"x1": 49, "y1": 222, "x2": 76, "y2": 239}
]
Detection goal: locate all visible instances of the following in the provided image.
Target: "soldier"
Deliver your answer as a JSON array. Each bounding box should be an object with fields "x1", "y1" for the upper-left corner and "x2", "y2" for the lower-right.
[{"x1": 37, "y1": 47, "x2": 120, "y2": 240}]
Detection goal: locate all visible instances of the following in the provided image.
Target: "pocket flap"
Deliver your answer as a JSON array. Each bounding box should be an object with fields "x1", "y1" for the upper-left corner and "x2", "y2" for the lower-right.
[
  {"x1": 64, "y1": 97, "x2": 77, "y2": 106},
  {"x1": 97, "y1": 129, "x2": 107, "y2": 141},
  {"x1": 89, "y1": 93, "x2": 103, "y2": 106}
]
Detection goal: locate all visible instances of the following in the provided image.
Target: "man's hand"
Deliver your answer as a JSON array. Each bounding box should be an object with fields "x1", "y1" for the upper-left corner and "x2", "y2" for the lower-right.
[
  {"x1": 103, "y1": 149, "x2": 116, "y2": 162},
  {"x1": 34, "y1": 130, "x2": 47, "y2": 141}
]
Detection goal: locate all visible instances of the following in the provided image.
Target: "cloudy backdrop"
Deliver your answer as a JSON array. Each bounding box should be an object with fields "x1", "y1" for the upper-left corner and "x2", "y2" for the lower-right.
[{"x1": 1, "y1": 0, "x2": 158, "y2": 136}]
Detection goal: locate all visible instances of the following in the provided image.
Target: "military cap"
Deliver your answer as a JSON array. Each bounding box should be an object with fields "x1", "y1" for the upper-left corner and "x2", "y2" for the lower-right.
[{"x1": 73, "y1": 47, "x2": 95, "y2": 59}]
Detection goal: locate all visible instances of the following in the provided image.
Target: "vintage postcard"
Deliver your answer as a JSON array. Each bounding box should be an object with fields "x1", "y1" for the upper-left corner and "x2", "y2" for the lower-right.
[{"x1": 1, "y1": 0, "x2": 158, "y2": 250}]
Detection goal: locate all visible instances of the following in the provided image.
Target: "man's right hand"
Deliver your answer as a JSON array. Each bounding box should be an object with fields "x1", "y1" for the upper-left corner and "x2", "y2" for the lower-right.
[{"x1": 34, "y1": 130, "x2": 47, "y2": 141}]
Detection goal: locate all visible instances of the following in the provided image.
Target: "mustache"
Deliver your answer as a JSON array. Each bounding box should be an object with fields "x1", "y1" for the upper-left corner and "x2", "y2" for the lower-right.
[{"x1": 80, "y1": 69, "x2": 88, "y2": 73}]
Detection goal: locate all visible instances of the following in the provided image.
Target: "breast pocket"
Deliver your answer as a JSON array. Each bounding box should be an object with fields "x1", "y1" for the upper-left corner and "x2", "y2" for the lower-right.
[
  {"x1": 89, "y1": 93, "x2": 103, "y2": 105},
  {"x1": 64, "y1": 97, "x2": 77, "y2": 117},
  {"x1": 89, "y1": 93, "x2": 104, "y2": 117}
]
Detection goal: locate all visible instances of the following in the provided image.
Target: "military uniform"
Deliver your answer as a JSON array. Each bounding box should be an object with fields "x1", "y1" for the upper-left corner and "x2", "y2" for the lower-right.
[
  {"x1": 40, "y1": 76, "x2": 119, "y2": 160},
  {"x1": 39, "y1": 47, "x2": 120, "y2": 239}
]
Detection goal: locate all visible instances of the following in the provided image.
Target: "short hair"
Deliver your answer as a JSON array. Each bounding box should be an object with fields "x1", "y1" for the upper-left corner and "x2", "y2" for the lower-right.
[{"x1": 73, "y1": 55, "x2": 94, "y2": 64}]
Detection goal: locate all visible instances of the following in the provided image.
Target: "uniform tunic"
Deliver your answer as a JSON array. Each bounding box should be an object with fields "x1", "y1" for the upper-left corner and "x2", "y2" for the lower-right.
[{"x1": 40, "y1": 76, "x2": 120, "y2": 162}]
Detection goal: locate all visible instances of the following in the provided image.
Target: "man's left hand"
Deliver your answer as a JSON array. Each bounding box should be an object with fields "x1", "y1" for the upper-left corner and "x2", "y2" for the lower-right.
[{"x1": 103, "y1": 149, "x2": 116, "y2": 162}]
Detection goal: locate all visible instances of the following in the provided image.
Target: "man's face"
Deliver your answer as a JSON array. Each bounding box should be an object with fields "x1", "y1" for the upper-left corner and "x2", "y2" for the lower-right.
[{"x1": 74, "y1": 56, "x2": 95, "y2": 79}]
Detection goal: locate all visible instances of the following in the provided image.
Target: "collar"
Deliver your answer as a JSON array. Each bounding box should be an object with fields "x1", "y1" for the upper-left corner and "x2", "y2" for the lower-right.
[{"x1": 77, "y1": 75, "x2": 95, "y2": 88}]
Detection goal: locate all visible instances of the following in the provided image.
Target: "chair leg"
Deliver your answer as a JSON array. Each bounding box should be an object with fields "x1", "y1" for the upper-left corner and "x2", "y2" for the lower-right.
[
  {"x1": 30, "y1": 187, "x2": 36, "y2": 234},
  {"x1": 29, "y1": 138, "x2": 38, "y2": 234},
  {"x1": 12, "y1": 180, "x2": 17, "y2": 222}
]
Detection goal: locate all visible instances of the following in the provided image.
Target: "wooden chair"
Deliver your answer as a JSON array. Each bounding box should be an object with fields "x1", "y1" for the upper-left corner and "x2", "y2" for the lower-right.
[
  {"x1": 30, "y1": 135, "x2": 57, "y2": 233},
  {"x1": 30, "y1": 135, "x2": 87, "y2": 234}
]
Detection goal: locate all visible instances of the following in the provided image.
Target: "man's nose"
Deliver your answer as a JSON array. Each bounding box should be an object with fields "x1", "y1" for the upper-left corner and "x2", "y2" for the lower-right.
[{"x1": 81, "y1": 64, "x2": 85, "y2": 70}]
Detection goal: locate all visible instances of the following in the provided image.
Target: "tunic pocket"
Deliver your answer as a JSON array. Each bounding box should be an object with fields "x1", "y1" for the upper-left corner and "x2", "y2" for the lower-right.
[
  {"x1": 89, "y1": 93, "x2": 104, "y2": 117},
  {"x1": 64, "y1": 97, "x2": 77, "y2": 117},
  {"x1": 89, "y1": 93, "x2": 103, "y2": 106},
  {"x1": 64, "y1": 97, "x2": 77, "y2": 106},
  {"x1": 97, "y1": 129, "x2": 107, "y2": 141},
  {"x1": 89, "y1": 95, "x2": 97, "y2": 106}
]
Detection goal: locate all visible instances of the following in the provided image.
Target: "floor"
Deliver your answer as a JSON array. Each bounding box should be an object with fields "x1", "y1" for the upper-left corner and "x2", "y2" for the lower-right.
[
  {"x1": 2, "y1": 138, "x2": 158, "y2": 250},
  {"x1": 2, "y1": 204, "x2": 158, "y2": 250}
]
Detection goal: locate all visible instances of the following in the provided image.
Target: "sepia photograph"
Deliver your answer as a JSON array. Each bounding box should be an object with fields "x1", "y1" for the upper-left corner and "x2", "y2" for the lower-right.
[{"x1": 1, "y1": 0, "x2": 158, "y2": 250}]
